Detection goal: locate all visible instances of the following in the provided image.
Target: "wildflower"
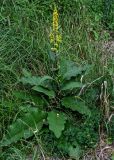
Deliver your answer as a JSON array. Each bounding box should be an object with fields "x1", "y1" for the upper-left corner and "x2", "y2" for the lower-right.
[
  {"x1": 49, "y1": 32, "x2": 54, "y2": 43},
  {"x1": 56, "y1": 34, "x2": 62, "y2": 43},
  {"x1": 50, "y1": 6, "x2": 62, "y2": 52},
  {"x1": 53, "y1": 6, "x2": 59, "y2": 32}
]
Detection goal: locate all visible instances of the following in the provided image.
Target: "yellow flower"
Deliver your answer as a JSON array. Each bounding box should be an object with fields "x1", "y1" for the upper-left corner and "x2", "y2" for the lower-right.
[
  {"x1": 49, "y1": 6, "x2": 62, "y2": 52},
  {"x1": 49, "y1": 32, "x2": 54, "y2": 43},
  {"x1": 53, "y1": 6, "x2": 58, "y2": 32},
  {"x1": 56, "y1": 34, "x2": 62, "y2": 43}
]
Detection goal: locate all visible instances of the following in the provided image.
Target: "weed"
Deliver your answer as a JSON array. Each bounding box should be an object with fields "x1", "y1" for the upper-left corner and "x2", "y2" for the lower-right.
[{"x1": 0, "y1": 1, "x2": 114, "y2": 159}]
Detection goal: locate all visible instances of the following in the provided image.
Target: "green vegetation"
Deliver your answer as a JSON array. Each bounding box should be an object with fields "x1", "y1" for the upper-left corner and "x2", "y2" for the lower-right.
[{"x1": 0, "y1": 0, "x2": 114, "y2": 159}]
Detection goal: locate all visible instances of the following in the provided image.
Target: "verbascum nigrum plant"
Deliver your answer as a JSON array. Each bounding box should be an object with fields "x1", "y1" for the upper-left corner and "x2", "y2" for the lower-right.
[{"x1": 0, "y1": 5, "x2": 102, "y2": 160}]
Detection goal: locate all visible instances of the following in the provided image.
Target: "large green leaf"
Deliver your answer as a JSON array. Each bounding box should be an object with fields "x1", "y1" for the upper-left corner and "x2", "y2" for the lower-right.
[
  {"x1": 47, "y1": 111, "x2": 67, "y2": 138},
  {"x1": 63, "y1": 65, "x2": 88, "y2": 80},
  {"x1": 39, "y1": 76, "x2": 53, "y2": 85},
  {"x1": 61, "y1": 81, "x2": 83, "y2": 91},
  {"x1": 0, "y1": 109, "x2": 46, "y2": 146},
  {"x1": 68, "y1": 145, "x2": 82, "y2": 160},
  {"x1": 58, "y1": 140, "x2": 82, "y2": 160},
  {"x1": 59, "y1": 59, "x2": 89, "y2": 80},
  {"x1": 32, "y1": 86, "x2": 55, "y2": 98},
  {"x1": 59, "y1": 59, "x2": 75, "y2": 77},
  {"x1": 20, "y1": 75, "x2": 53, "y2": 87},
  {"x1": 61, "y1": 97, "x2": 91, "y2": 116},
  {"x1": 13, "y1": 90, "x2": 44, "y2": 106},
  {"x1": 20, "y1": 76, "x2": 41, "y2": 86}
]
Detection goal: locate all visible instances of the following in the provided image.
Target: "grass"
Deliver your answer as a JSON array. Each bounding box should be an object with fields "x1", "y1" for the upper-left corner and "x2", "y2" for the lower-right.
[{"x1": 0, "y1": 0, "x2": 114, "y2": 159}]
